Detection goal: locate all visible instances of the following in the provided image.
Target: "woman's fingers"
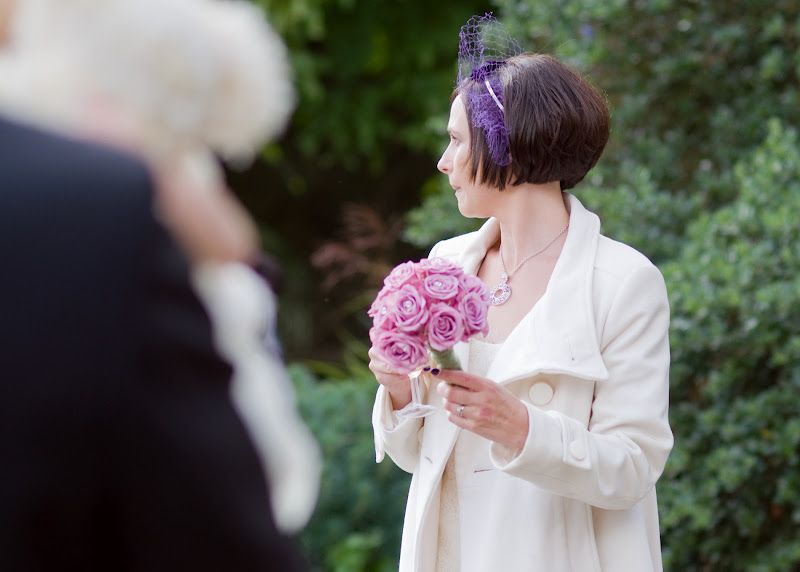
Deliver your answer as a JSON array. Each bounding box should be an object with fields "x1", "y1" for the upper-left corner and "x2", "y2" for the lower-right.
[
  {"x1": 435, "y1": 375, "x2": 529, "y2": 451},
  {"x1": 436, "y1": 380, "x2": 474, "y2": 404},
  {"x1": 434, "y1": 368, "x2": 485, "y2": 390},
  {"x1": 367, "y1": 347, "x2": 413, "y2": 410},
  {"x1": 367, "y1": 347, "x2": 394, "y2": 373},
  {"x1": 367, "y1": 347, "x2": 408, "y2": 387},
  {"x1": 436, "y1": 377, "x2": 487, "y2": 421}
]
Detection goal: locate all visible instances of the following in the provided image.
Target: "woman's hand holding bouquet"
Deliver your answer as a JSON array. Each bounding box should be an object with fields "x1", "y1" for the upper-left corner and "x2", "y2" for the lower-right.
[{"x1": 368, "y1": 257, "x2": 490, "y2": 417}]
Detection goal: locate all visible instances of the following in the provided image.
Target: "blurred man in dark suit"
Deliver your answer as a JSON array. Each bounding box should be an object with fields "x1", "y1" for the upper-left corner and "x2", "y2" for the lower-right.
[{"x1": 0, "y1": 2, "x2": 307, "y2": 569}]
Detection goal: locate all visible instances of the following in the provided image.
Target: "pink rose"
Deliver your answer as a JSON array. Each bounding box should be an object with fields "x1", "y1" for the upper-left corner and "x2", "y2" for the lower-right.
[
  {"x1": 459, "y1": 292, "x2": 490, "y2": 338},
  {"x1": 422, "y1": 274, "x2": 460, "y2": 301},
  {"x1": 427, "y1": 303, "x2": 465, "y2": 351},
  {"x1": 370, "y1": 258, "x2": 491, "y2": 371},
  {"x1": 459, "y1": 273, "x2": 491, "y2": 305},
  {"x1": 384, "y1": 261, "x2": 416, "y2": 289},
  {"x1": 368, "y1": 288, "x2": 395, "y2": 329},
  {"x1": 368, "y1": 288, "x2": 389, "y2": 317},
  {"x1": 419, "y1": 257, "x2": 461, "y2": 276},
  {"x1": 370, "y1": 328, "x2": 428, "y2": 374},
  {"x1": 391, "y1": 284, "x2": 429, "y2": 332}
]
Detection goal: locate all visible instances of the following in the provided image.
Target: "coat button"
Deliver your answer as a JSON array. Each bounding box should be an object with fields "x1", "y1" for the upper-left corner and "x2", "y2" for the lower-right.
[
  {"x1": 568, "y1": 441, "x2": 586, "y2": 461},
  {"x1": 528, "y1": 382, "x2": 554, "y2": 405},
  {"x1": 417, "y1": 427, "x2": 425, "y2": 444}
]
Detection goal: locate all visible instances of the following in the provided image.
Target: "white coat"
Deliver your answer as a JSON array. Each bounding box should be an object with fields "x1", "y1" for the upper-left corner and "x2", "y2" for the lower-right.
[{"x1": 372, "y1": 194, "x2": 673, "y2": 571}]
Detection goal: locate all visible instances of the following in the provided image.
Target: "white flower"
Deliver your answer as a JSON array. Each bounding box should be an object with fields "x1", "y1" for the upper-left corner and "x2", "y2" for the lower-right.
[
  {"x1": 0, "y1": 0, "x2": 294, "y2": 164},
  {"x1": 201, "y1": 0, "x2": 295, "y2": 162}
]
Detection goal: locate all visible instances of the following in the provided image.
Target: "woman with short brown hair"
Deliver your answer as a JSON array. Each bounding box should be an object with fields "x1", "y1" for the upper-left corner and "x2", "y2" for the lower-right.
[
  {"x1": 460, "y1": 53, "x2": 611, "y2": 192},
  {"x1": 370, "y1": 14, "x2": 672, "y2": 571}
]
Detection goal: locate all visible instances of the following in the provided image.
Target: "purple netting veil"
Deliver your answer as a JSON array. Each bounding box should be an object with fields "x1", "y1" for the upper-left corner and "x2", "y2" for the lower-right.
[{"x1": 457, "y1": 14, "x2": 523, "y2": 167}]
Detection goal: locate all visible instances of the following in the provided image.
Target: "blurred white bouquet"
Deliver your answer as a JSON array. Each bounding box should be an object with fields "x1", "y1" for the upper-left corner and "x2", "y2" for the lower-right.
[{"x1": 0, "y1": 0, "x2": 294, "y2": 164}]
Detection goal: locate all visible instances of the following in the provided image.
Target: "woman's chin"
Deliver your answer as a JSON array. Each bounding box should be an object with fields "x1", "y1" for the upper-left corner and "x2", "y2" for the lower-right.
[
  {"x1": 455, "y1": 198, "x2": 483, "y2": 219},
  {"x1": 457, "y1": 206, "x2": 481, "y2": 219},
  {"x1": 455, "y1": 192, "x2": 468, "y2": 214}
]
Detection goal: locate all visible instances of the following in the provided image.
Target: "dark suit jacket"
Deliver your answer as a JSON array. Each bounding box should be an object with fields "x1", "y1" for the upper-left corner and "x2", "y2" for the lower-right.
[{"x1": 0, "y1": 116, "x2": 306, "y2": 571}]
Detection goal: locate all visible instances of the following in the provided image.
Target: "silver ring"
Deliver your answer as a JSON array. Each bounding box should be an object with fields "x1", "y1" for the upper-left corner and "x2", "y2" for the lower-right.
[{"x1": 457, "y1": 404, "x2": 465, "y2": 417}]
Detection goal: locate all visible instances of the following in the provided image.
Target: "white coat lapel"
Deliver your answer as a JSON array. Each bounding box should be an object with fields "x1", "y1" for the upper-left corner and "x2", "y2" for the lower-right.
[
  {"x1": 431, "y1": 218, "x2": 500, "y2": 374},
  {"x1": 488, "y1": 195, "x2": 610, "y2": 384},
  {"x1": 466, "y1": 195, "x2": 610, "y2": 385},
  {"x1": 429, "y1": 194, "x2": 611, "y2": 385}
]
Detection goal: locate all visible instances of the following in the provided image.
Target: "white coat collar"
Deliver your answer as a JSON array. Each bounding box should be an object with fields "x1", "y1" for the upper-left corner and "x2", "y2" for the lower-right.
[{"x1": 438, "y1": 193, "x2": 610, "y2": 384}]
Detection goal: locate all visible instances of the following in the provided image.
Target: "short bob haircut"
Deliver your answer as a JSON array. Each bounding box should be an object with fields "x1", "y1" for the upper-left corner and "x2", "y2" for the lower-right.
[{"x1": 456, "y1": 54, "x2": 610, "y2": 191}]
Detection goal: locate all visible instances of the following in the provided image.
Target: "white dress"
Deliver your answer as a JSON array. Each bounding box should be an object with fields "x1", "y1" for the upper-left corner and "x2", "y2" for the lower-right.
[
  {"x1": 192, "y1": 262, "x2": 321, "y2": 534},
  {"x1": 436, "y1": 337, "x2": 502, "y2": 571}
]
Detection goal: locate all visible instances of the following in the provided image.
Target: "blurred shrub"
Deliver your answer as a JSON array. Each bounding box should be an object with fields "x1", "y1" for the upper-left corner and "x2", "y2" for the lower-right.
[
  {"x1": 495, "y1": 0, "x2": 800, "y2": 197},
  {"x1": 403, "y1": 175, "x2": 483, "y2": 250},
  {"x1": 291, "y1": 355, "x2": 408, "y2": 571},
  {"x1": 576, "y1": 168, "x2": 700, "y2": 265},
  {"x1": 660, "y1": 120, "x2": 800, "y2": 570},
  {"x1": 258, "y1": 0, "x2": 489, "y2": 171},
  {"x1": 239, "y1": 0, "x2": 490, "y2": 360}
]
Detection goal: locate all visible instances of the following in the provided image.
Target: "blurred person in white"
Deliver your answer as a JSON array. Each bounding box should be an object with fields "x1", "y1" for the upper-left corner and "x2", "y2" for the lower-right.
[{"x1": 0, "y1": 0, "x2": 320, "y2": 535}]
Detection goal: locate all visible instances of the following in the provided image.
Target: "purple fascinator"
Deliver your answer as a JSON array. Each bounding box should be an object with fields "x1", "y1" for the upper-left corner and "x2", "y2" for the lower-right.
[{"x1": 457, "y1": 14, "x2": 523, "y2": 167}]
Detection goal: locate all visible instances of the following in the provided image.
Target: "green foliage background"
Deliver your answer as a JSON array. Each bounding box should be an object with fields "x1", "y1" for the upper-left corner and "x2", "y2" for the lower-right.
[
  {"x1": 291, "y1": 358, "x2": 407, "y2": 572},
  {"x1": 241, "y1": 0, "x2": 800, "y2": 570}
]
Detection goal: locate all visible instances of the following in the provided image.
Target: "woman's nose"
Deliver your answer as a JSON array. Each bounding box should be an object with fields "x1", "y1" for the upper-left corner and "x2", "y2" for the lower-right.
[{"x1": 437, "y1": 152, "x2": 451, "y2": 174}]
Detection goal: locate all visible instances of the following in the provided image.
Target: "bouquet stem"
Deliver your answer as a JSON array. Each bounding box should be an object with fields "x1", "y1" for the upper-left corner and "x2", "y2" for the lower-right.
[{"x1": 427, "y1": 346, "x2": 462, "y2": 371}]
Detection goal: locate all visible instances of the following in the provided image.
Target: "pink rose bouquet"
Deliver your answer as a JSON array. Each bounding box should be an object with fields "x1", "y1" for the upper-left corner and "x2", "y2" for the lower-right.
[{"x1": 368, "y1": 258, "x2": 491, "y2": 374}]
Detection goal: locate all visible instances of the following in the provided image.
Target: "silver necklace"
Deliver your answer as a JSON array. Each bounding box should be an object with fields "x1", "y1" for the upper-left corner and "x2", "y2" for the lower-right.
[{"x1": 490, "y1": 224, "x2": 569, "y2": 306}]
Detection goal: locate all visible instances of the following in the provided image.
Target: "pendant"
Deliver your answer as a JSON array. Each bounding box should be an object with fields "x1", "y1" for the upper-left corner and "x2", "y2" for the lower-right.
[{"x1": 490, "y1": 273, "x2": 511, "y2": 305}]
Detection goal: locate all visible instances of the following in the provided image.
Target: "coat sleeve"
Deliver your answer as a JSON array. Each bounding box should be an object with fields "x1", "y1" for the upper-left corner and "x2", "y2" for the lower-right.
[
  {"x1": 490, "y1": 263, "x2": 673, "y2": 510},
  {"x1": 372, "y1": 385, "x2": 423, "y2": 472}
]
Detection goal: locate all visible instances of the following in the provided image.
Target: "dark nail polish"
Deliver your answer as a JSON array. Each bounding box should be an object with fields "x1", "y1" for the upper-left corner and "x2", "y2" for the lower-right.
[
  {"x1": 423, "y1": 366, "x2": 431, "y2": 371},
  {"x1": 431, "y1": 368, "x2": 440, "y2": 376}
]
